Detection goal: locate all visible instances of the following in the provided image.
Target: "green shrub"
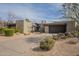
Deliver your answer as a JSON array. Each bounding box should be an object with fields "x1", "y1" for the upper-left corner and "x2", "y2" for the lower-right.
[
  {"x1": 67, "y1": 39, "x2": 78, "y2": 44},
  {"x1": 71, "y1": 31, "x2": 79, "y2": 37},
  {"x1": 53, "y1": 35, "x2": 59, "y2": 40},
  {"x1": 4, "y1": 28, "x2": 14, "y2": 36},
  {"x1": 15, "y1": 28, "x2": 19, "y2": 33},
  {"x1": 9, "y1": 27, "x2": 20, "y2": 33},
  {"x1": 40, "y1": 37, "x2": 55, "y2": 51},
  {"x1": 57, "y1": 33, "x2": 65, "y2": 39},
  {"x1": 64, "y1": 32, "x2": 73, "y2": 38},
  {"x1": 0, "y1": 28, "x2": 4, "y2": 34}
]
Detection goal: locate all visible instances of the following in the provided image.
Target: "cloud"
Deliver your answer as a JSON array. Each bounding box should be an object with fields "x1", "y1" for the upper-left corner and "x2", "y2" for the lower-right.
[{"x1": 0, "y1": 3, "x2": 63, "y2": 22}]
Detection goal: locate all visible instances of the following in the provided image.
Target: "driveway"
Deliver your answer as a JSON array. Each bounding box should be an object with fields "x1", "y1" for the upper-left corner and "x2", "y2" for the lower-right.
[
  {"x1": 0, "y1": 33, "x2": 79, "y2": 56},
  {"x1": 0, "y1": 33, "x2": 52, "y2": 56}
]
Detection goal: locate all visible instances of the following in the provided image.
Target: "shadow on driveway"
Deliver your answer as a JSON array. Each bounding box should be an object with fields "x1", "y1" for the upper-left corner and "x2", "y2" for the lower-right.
[
  {"x1": 25, "y1": 37, "x2": 43, "y2": 44},
  {"x1": 32, "y1": 47, "x2": 48, "y2": 52}
]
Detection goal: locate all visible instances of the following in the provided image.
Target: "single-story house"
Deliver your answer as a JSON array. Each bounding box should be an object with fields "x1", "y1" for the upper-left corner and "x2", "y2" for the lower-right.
[
  {"x1": 36, "y1": 20, "x2": 76, "y2": 33},
  {"x1": 0, "y1": 19, "x2": 76, "y2": 34}
]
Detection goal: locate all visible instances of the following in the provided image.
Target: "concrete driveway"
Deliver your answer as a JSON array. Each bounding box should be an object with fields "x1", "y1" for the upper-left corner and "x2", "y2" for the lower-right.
[
  {"x1": 0, "y1": 33, "x2": 53, "y2": 56},
  {"x1": 0, "y1": 33, "x2": 79, "y2": 56}
]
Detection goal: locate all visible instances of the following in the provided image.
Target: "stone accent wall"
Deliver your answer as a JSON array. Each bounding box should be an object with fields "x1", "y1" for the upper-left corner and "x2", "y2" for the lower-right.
[{"x1": 16, "y1": 20, "x2": 32, "y2": 34}]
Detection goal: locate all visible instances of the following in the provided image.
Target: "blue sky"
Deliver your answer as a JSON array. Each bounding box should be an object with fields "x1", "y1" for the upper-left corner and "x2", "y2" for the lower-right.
[{"x1": 0, "y1": 3, "x2": 63, "y2": 22}]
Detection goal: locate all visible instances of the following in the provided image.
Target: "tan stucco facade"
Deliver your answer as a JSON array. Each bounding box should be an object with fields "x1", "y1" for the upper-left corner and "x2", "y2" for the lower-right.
[
  {"x1": 66, "y1": 21, "x2": 75, "y2": 33},
  {"x1": 44, "y1": 25, "x2": 49, "y2": 33},
  {"x1": 16, "y1": 20, "x2": 32, "y2": 34}
]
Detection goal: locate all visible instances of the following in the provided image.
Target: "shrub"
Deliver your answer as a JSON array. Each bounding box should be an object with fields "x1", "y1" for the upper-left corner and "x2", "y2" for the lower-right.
[
  {"x1": 65, "y1": 32, "x2": 73, "y2": 38},
  {"x1": 53, "y1": 33, "x2": 68, "y2": 40},
  {"x1": 52, "y1": 34, "x2": 60, "y2": 40},
  {"x1": 67, "y1": 39, "x2": 79, "y2": 44},
  {"x1": 10, "y1": 27, "x2": 19, "y2": 33},
  {"x1": 58, "y1": 33, "x2": 66, "y2": 39},
  {"x1": 15, "y1": 28, "x2": 19, "y2": 33},
  {"x1": 40, "y1": 37, "x2": 55, "y2": 50},
  {"x1": 0, "y1": 28, "x2": 4, "y2": 34},
  {"x1": 71, "y1": 31, "x2": 79, "y2": 37},
  {"x1": 4, "y1": 28, "x2": 14, "y2": 36},
  {"x1": 53, "y1": 35, "x2": 59, "y2": 40}
]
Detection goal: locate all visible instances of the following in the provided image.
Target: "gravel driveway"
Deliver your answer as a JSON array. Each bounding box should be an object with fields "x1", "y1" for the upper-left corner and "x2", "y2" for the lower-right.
[{"x1": 0, "y1": 33, "x2": 79, "y2": 56}]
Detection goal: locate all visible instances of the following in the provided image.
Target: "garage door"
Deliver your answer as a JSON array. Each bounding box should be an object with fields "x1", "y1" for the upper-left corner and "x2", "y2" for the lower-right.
[{"x1": 49, "y1": 24, "x2": 66, "y2": 33}]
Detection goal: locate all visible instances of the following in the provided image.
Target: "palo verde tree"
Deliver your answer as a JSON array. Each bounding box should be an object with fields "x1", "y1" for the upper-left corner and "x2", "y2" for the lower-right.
[
  {"x1": 62, "y1": 3, "x2": 79, "y2": 31},
  {"x1": 62, "y1": 3, "x2": 79, "y2": 23}
]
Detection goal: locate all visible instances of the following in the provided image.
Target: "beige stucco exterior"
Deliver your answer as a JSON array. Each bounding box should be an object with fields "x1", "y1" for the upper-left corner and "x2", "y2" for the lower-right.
[
  {"x1": 66, "y1": 21, "x2": 75, "y2": 33},
  {"x1": 44, "y1": 25, "x2": 49, "y2": 33},
  {"x1": 16, "y1": 20, "x2": 32, "y2": 34},
  {"x1": 16, "y1": 19, "x2": 76, "y2": 34}
]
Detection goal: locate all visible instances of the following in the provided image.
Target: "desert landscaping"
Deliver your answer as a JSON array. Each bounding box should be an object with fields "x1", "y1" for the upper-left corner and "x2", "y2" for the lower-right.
[
  {"x1": 0, "y1": 33, "x2": 79, "y2": 56},
  {"x1": 0, "y1": 3, "x2": 79, "y2": 56}
]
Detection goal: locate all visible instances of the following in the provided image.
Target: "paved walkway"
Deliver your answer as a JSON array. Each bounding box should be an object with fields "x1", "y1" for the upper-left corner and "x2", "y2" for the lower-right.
[{"x1": 0, "y1": 33, "x2": 79, "y2": 56}]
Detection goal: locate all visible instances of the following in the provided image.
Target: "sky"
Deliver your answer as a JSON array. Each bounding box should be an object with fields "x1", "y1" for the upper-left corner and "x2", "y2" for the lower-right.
[{"x1": 0, "y1": 3, "x2": 63, "y2": 22}]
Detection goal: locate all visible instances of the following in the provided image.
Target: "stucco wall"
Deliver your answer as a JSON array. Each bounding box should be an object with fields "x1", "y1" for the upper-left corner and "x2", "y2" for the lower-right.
[
  {"x1": 66, "y1": 21, "x2": 75, "y2": 33},
  {"x1": 23, "y1": 20, "x2": 32, "y2": 34},
  {"x1": 44, "y1": 25, "x2": 49, "y2": 33},
  {"x1": 16, "y1": 20, "x2": 32, "y2": 34},
  {"x1": 16, "y1": 20, "x2": 24, "y2": 33}
]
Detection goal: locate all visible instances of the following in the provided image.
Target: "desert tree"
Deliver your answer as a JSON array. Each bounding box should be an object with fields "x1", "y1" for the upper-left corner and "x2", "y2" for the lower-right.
[
  {"x1": 62, "y1": 3, "x2": 79, "y2": 22},
  {"x1": 62, "y1": 3, "x2": 79, "y2": 31},
  {"x1": 7, "y1": 12, "x2": 16, "y2": 24}
]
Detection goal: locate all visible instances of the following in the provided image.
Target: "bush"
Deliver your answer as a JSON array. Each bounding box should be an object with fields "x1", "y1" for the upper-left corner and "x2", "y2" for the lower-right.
[
  {"x1": 0, "y1": 28, "x2": 4, "y2": 34},
  {"x1": 58, "y1": 33, "x2": 66, "y2": 39},
  {"x1": 52, "y1": 34, "x2": 60, "y2": 40},
  {"x1": 4, "y1": 28, "x2": 14, "y2": 36},
  {"x1": 71, "y1": 31, "x2": 78, "y2": 37},
  {"x1": 53, "y1": 35, "x2": 59, "y2": 40},
  {"x1": 10, "y1": 27, "x2": 19, "y2": 33},
  {"x1": 65, "y1": 32, "x2": 73, "y2": 38},
  {"x1": 67, "y1": 39, "x2": 79, "y2": 44},
  {"x1": 40, "y1": 37, "x2": 55, "y2": 50},
  {"x1": 15, "y1": 28, "x2": 19, "y2": 33}
]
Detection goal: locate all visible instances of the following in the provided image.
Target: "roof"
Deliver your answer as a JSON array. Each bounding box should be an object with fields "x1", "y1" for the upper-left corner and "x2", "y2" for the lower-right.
[
  {"x1": 35, "y1": 18, "x2": 75, "y2": 23},
  {"x1": 38, "y1": 20, "x2": 75, "y2": 25}
]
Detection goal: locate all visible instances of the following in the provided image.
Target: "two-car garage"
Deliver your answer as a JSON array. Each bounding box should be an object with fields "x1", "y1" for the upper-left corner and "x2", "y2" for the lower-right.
[
  {"x1": 43, "y1": 21, "x2": 75, "y2": 33},
  {"x1": 49, "y1": 24, "x2": 66, "y2": 33}
]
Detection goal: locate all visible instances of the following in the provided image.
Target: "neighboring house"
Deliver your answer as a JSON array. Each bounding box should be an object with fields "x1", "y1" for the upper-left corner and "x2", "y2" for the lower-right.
[{"x1": 16, "y1": 20, "x2": 32, "y2": 34}]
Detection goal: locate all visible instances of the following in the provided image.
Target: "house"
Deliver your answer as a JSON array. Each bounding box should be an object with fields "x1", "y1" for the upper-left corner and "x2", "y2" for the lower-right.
[
  {"x1": 36, "y1": 20, "x2": 76, "y2": 33},
  {"x1": 0, "y1": 19, "x2": 76, "y2": 34},
  {"x1": 16, "y1": 20, "x2": 32, "y2": 34}
]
